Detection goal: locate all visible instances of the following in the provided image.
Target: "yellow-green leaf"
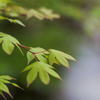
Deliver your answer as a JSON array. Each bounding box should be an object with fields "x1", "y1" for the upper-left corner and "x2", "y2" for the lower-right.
[
  {"x1": 11, "y1": 83, "x2": 24, "y2": 91},
  {"x1": 0, "y1": 75, "x2": 16, "y2": 80},
  {"x1": 27, "y1": 66, "x2": 38, "y2": 87},
  {"x1": 2, "y1": 35, "x2": 14, "y2": 55},
  {"x1": 39, "y1": 65, "x2": 50, "y2": 85},
  {"x1": 0, "y1": 90, "x2": 7, "y2": 100},
  {"x1": 55, "y1": 53, "x2": 69, "y2": 68},
  {"x1": 0, "y1": 38, "x2": 3, "y2": 43},
  {"x1": 49, "y1": 50, "x2": 55, "y2": 65},
  {"x1": 26, "y1": 9, "x2": 44, "y2": 20},
  {"x1": 27, "y1": 51, "x2": 34, "y2": 64},
  {"x1": 0, "y1": 82, "x2": 13, "y2": 98}
]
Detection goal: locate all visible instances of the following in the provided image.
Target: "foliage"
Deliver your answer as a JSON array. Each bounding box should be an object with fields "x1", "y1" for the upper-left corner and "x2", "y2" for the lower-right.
[
  {"x1": 0, "y1": 75, "x2": 24, "y2": 100},
  {"x1": 0, "y1": 0, "x2": 76, "y2": 99}
]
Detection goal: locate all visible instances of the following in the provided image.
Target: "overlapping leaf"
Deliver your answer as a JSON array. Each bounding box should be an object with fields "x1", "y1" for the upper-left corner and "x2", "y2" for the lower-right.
[
  {"x1": 39, "y1": 7, "x2": 60, "y2": 20},
  {"x1": 0, "y1": 32, "x2": 23, "y2": 55},
  {"x1": 0, "y1": 75, "x2": 24, "y2": 100},
  {"x1": 27, "y1": 47, "x2": 49, "y2": 64},
  {"x1": 21, "y1": 62, "x2": 62, "y2": 87},
  {"x1": 0, "y1": 1, "x2": 60, "y2": 21},
  {"x1": 49, "y1": 49, "x2": 76, "y2": 71},
  {"x1": 26, "y1": 8, "x2": 60, "y2": 20},
  {"x1": 26, "y1": 9, "x2": 44, "y2": 20},
  {"x1": 0, "y1": 16, "x2": 25, "y2": 27}
]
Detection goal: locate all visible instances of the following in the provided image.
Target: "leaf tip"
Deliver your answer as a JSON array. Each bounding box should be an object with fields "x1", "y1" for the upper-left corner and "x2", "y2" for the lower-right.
[{"x1": 68, "y1": 67, "x2": 72, "y2": 73}]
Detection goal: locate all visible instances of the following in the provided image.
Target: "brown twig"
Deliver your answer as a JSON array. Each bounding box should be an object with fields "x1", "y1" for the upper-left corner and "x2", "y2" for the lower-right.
[
  {"x1": 17, "y1": 43, "x2": 49, "y2": 62},
  {"x1": 17, "y1": 43, "x2": 37, "y2": 61},
  {"x1": 35, "y1": 50, "x2": 50, "y2": 54}
]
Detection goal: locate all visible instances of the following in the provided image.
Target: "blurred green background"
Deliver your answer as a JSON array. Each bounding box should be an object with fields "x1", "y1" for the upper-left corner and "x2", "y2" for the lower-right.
[{"x1": 0, "y1": 0, "x2": 100, "y2": 100}]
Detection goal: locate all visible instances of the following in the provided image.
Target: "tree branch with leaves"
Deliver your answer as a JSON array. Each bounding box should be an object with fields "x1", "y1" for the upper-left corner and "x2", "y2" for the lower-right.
[{"x1": 0, "y1": 0, "x2": 76, "y2": 99}]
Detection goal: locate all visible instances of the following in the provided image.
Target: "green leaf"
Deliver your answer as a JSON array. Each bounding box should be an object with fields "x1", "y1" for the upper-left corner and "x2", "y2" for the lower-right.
[
  {"x1": 21, "y1": 62, "x2": 38, "y2": 73},
  {"x1": 39, "y1": 65, "x2": 50, "y2": 85},
  {"x1": 54, "y1": 58, "x2": 60, "y2": 65},
  {"x1": 0, "y1": 16, "x2": 25, "y2": 27},
  {"x1": 13, "y1": 19, "x2": 25, "y2": 27},
  {"x1": 26, "y1": 9, "x2": 44, "y2": 20},
  {"x1": 0, "y1": 82, "x2": 13, "y2": 98},
  {"x1": 51, "y1": 49, "x2": 76, "y2": 61},
  {"x1": 49, "y1": 50, "x2": 55, "y2": 65},
  {"x1": 0, "y1": 75, "x2": 16, "y2": 80},
  {"x1": 0, "y1": 38, "x2": 3, "y2": 43},
  {"x1": 14, "y1": 43, "x2": 24, "y2": 55},
  {"x1": 39, "y1": 7, "x2": 60, "y2": 20},
  {"x1": 22, "y1": 62, "x2": 62, "y2": 86},
  {"x1": 27, "y1": 47, "x2": 48, "y2": 63},
  {"x1": 0, "y1": 90, "x2": 7, "y2": 100},
  {"x1": 0, "y1": 32, "x2": 6, "y2": 37},
  {"x1": 40, "y1": 62, "x2": 62, "y2": 80},
  {"x1": 0, "y1": 75, "x2": 24, "y2": 99},
  {"x1": 8, "y1": 35, "x2": 23, "y2": 55},
  {"x1": 36, "y1": 54, "x2": 47, "y2": 63},
  {"x1": 26, "y1": 66, "x2": 38, "y2": 87},
  {"x1": 2, "y1": 35, "x2": 14, "y2": 55},
  {"x1": 0, "y1": 34, "x2": 23, "y2": 55},
  {"x1": 54, "y1": 50, "x2": 76, "y2": 61},
  {"x1": 9, "y1": 12, "x2": 19, "y2": 17},
  {"x1": 11, "y1": 83, "x2": 24, "y2": 91},
  {"x1": 55, "y1": 53, "x2": 69, "y2": 68},
  {"x1": 27, "y1": 51, "x2": 34, "y2": 64},
  {"x1": 49, "y1": 49, "x2": 76, "y2": 71},
  {"x1": 0, "y1": 78, "x2": 11, "y2": 84}
]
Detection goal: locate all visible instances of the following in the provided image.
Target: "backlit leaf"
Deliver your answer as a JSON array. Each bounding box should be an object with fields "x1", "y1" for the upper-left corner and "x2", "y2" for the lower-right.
[
  {"x1": 0, "y1": 33, "x2": 23, "y2": 55},
  {"x1": 2, "y1": 35, "x2": 14, "y2": 55},
  {"x1": 0, "y1": 75, "x2": 24, "y2": 99},
  {"x1": 11, "y1": 83, "x2": 24, "y2": 91},
  {"x1": 27, "y1": 51, "x2": 34, "y2": 64},
  {"x1": 27, "y1": 47, "x2": 48, "y2": 63},
  {"x1": 22, "y1": 62, "x2": 62, "y2": 86},
  {"x1": 26, "y1": 9, "x2": 44, "y2": 20},
  {"x1": 0, "y1": 82, "x2": 13, "y2": 98},
  {"x1": 0, "y1": 16, "x2": 25, "y2": 27},
  {"x1": 0, "y1": 90, "x2": 7, "y2": 100},
  {"x1": 0, "y1": 32, "x2": 6, "y2": 37},
  {"x1": 49, "y1": 50, "x2": 55, "y2": 65},
  {"x1": 36, "y1": 54, "x2": 47, "y2": 63},
  {"x1": 0, "y1": 78, "x2": 11, "y2": 84},
  {"x1": 54, "y1": 50, "x2": 76, "y2": 61},
  {"x1": 13, "y1": 19, "x2": 25, "y2": 27},
  {"x1": 41, "y1": 63, "x2": 62, "y2": 80},
  {"x1": 39, "y1": 7, "x2": 60, "y2": 20},
  {"x1": 55, "y1": 53, "x2": 69, "y2": 68},
  {"x1": 0, "y1": 38, "x2": 3, "y2": 43},
  {"x1": 39, "y1": 65, "x2": 50, "y2": 85},
  {"x1": 49, "y1": 49, "x2": 76, "y2": 71},
  {"x1": 27, "y1": 66, "x2": 38, "y2": 87},
  {"x1": 0, "y1": 75, "x2": 16, "y2": 80},
  {"x1": 21, "y1": 62, "x2": 38, "y2": 73}
]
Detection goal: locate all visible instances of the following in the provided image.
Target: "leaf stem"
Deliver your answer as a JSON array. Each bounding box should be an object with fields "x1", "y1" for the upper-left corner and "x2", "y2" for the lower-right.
[
  {"x1": 17, "y1": 43, "x2": 38, "y2": 61},
  {"x1": 35, "y1": 50, "x2": 50, "y2": 54},
  {"x1": 17, "y1": 43, "x2": 49, "y2": 62},
  {"x1": 17, "y1": 44, "x2": 31, "y2": 49}
]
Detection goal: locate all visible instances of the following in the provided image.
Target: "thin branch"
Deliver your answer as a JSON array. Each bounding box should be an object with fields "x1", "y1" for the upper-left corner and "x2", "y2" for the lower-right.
[
  {"x1": 35, "y1": 50, "x2": 50, "y2": 54},
  {"x1": 17, "y1": 43, "x2": 34, "y2": 53},
  {"x1": 17, "y1": 44, "x2": 31, "y2": 49},
  {"x1": 17, "y1": 43, "x2": 49, "y2": 62},
  {"x1": 17, "y1": 43, "x2": 37, "y2": 61}
]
